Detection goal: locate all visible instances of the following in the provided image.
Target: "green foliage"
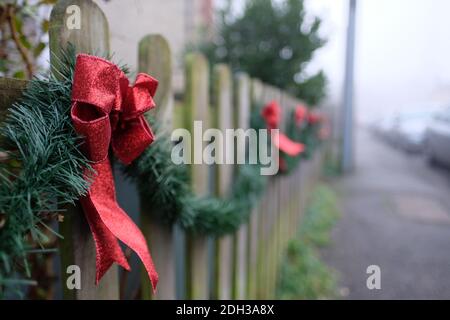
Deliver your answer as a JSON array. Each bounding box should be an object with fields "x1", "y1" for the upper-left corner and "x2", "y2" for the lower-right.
[
  {"x1": 0, "y1": 1, "x2": 56, "y2": 79},
  {"x1": 0, "y1": 45, "x2": 89, "y2": 295},
  {"x1": 124, "y1": 121, "x2": 195, "y2": 227},
  {"x1": 192, "y1": 0, "x2": 327, "y2": 105},
  {"x1": 127, "y1": 101, "x2": 324, "y2": 236},
  {"x1": 277, "y1": 185, "x2": 340, "y2": 299},
  {"x1": 280, "y1": 109, "x2": 321, "y2": 174},
  {"x1": 300, "y1": 185, "x2": 340, "y2": 247},
  {"x1": 126, "y1": 107, "x2": 268, "y2": 236}
]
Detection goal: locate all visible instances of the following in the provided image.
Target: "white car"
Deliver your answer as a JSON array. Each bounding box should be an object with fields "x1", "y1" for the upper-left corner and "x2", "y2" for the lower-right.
[
  {"x1": 425, "y1": 107, "x2": 450, "y2": 166},
  {"x1": 392, "y1": 111, "x2": 435, "y2": 153}
]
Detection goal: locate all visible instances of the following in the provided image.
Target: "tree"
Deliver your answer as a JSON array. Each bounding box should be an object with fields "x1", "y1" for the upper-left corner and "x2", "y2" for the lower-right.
[{"x1": 194, "y1": 0, "x2": 327, "y2": 106}]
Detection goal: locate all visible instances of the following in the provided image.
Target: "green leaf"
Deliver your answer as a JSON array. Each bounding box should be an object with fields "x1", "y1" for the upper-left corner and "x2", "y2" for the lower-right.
[
  {"x1": 38, "y1": 0, "x2": 58, "y2": 4},
  {"x1": 19, "y1": 35, "x2": 32, "y2": 50},
  {"x1": 41, "y1": 19, "x2": 49, "y2": 32},
  {"x1": 13, "y1": 70, "x2": 26, "y2": 79},
  {"x1": 13, "y1": 15, "x2": 23, "y2": 35},
  {"x1": 33, "y1": 42, "x2": 46, "y2": 58}
]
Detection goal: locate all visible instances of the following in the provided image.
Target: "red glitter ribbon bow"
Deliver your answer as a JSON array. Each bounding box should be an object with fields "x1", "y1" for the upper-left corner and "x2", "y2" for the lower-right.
[
  {"x1": 261, "y1": 100, "x2": 304, "y2": 156},
  {"x1": 295, "y1": 104, "x2": 308, "y2": 126},
  {"x1": 71, "y1": 54, "x2": 158, "y2": 291},
  {"x1": 307, "y1": 110, "x2": 322, "y2": 125}
]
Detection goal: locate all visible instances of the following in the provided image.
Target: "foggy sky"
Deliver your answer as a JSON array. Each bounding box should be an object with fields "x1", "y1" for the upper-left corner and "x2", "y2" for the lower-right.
[{"x1": 226, "y1": 0, "x2": 450, "y2": 122}]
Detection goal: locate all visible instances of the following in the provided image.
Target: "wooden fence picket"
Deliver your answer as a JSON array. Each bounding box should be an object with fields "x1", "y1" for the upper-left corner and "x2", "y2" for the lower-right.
[
  {"x1": 248, "y1": 78, "x2": 263, "y2": 299},
  {"x1": 256, "y1": 84, "x2": 280, "y2": 299},
  {"x1": 232, "y1": 72, "x2": 251, "y2": 300},
  {"x1": 0, "y1": 2, "x2": 328, "y2": 298},
  {"x1": 183, "y1": 53, "x2": 211, "y2": 300},
  {"x1": 211, "y1": 64, "x2": 234, "y2": 300},
  {"x1": 0, "y1": 79, "x2": 28, "y2": 121},
  {"x1": 137, "y1": 34, "x2": 175, "y2": 300},
  {"x1": 269, "y1": 86, "x2": 282, "y2": 299},
  {"x1": 49, "y1": 0, "x2": 119, "y2": 300},
  {"x1": 279, "y1": 94, "x2": 294, "y2": 246}
]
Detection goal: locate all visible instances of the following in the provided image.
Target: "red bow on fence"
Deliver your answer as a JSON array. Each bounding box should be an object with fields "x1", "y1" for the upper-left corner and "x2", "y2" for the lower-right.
[
  {"x1": 295, "y1": 104, "x2": 308, "y2": 126},
  {"x1": 71, "y1": 54, "x2": 158, "y2": 291},
  {"x1": 261, "y1": 101, "x2": 304, "y2": 156},
  {"x1": 307, "y1": 110, "x2": 322, "y2": 125}
]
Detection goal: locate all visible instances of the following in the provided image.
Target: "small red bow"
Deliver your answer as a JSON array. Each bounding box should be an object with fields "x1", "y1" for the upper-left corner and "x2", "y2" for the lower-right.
[
  {"x1": 295, "y1": 104, "x2": 308, "y2": 126},
  {"x1": 71, "y1": 54, "x2": 158, "y2": 291},
  {"x1": 308, "y1": 110, "x2": 322, "y2": 125},
  {"x1": 261, "y1": 101, "x2": 304, "y2": 156}
]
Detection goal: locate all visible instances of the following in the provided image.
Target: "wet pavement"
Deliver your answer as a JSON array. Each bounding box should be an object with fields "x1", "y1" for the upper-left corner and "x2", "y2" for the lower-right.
[{"x1": 323, "y1": 127, "x2": 450, "y2": 299}]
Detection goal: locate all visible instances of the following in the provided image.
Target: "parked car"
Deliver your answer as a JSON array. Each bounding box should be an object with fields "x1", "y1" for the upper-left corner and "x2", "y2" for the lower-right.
[
  {"x1": 424, "y1": 107, "x2": 450, "y2": 166},
  {"x1": 372, "y1": 115, "x2": 398, "y2": 144},
  {"x1": 391, "y1": 110, "x2": 436, "y2": 153}
]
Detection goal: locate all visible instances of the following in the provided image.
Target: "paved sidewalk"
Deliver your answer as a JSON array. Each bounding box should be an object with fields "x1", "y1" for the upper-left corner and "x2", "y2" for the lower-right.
[{"x1": 322, "y1": 127, "x2": 450, "y2": 299}]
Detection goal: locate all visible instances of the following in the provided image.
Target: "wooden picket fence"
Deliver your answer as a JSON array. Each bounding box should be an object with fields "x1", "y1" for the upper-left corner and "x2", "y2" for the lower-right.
[{"x1": 0, "y1": 0, "x2": 324, "y2": 300}]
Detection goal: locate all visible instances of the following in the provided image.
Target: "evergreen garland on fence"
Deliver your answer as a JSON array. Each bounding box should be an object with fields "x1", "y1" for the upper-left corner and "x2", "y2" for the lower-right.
[
  {"x1": 126, "y1": 105, "x2": 269, "y2": 236},
  {"x1": 281, "y1": 109, "x2": 320, "y2": 174},
  {"x1": 0, "y1": 46, "x2": 90, "y2": 290},
  {"x1": 0, "y1": 45, "x2": 324, "y2": 291}
]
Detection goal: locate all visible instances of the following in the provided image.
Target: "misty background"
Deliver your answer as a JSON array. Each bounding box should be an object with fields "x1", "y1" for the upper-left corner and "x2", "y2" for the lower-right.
[{"x1": 223, "y1": 0, "x2": 450, "y2": 123}]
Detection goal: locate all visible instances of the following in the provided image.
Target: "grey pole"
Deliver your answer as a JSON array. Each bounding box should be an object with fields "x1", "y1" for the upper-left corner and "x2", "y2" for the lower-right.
[{"x1": 341, "y1": 0, "x2": 357, "y2": 172}]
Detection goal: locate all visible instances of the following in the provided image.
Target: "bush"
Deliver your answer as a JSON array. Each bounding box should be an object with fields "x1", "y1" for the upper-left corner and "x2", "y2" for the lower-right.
[
  {"x1": 192, "y1": 0, "x2": 327, "y2": 106},
  {"x1": 277, "y1": 185, "x2": 340, "y2": 299}
]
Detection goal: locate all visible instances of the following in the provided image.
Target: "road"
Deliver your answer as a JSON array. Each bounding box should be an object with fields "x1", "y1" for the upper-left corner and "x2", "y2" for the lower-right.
[{"x1": 322, "y1": 127, "x2": 450, "y2": 299}]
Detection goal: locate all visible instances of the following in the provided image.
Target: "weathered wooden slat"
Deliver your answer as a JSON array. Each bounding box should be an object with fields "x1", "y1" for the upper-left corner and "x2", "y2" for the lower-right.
[
  {"x1": 257, "y1": 84, "x2": 275, "y2": 299},
  {"x1": 269, "y1": 86, "x2": 282, "y2": 299},
  {"x1": 138, "y1": 34, "x2": 175, "y2": 300},
  {"x1": 232, "y1": 72, "x2": 251, "y2": 300},
  {"x1": 49, "y1": 0, "x2": 119, "y2": 300},
  {"x1": 248, "y1": 78, "x2": 263, "y2": 299},
  {"x1": 211, "y1": 64, "x2": 234, "y2": 300},
  {"x1": 139, "y1": 34, "x2": 173, "y2": 129},
  {"x1": 0, "y1": 78, "x2": 28, "y2": 122},
  {"x1": 288, "y1": 95, "x2": 303, "y2": 240},
  {"x1": 279, "y1": 94, "x2": 294, "y2": 251},
  {"x1": 183, "y1": 53, "x2": 210, "y2": 300}
]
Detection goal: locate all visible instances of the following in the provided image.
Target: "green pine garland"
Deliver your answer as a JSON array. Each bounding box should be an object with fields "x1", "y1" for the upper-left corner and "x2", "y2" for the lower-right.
[
  {"x1": 0, "y1": 43, "x2": 323, "y2": 294},
  {"x1": 127, "y1": 102, "x2": 324, "y2": 236},
  {"x1": 280, "y1": 109, "x2": 321, "y2": 174},
  {"x1": 126, "y1": 106, "x2": 269, "y2": 236},
  {"x1": 0, "y1": 46, "x2": 90, "y2": 292}
]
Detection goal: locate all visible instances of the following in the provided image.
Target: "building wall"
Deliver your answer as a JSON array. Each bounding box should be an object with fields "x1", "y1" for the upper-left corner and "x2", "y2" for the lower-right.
[{"x1": 95, "y1": 0, "x2": 213, "y2": 91}]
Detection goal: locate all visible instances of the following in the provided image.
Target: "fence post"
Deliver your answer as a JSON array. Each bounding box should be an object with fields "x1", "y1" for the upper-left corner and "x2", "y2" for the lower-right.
[
  {"x1": 279, "y1": 94, "x2": 294, "y2": 247},
  {"x1": 138, "y1": 34, "x2": 175, "y2": 300},
  {"x1": 268, "y1": 86, "x2": 282, "y2": 299},
  {"x1": 210, "y1": 64, "x2": 234, "y2": 300},
  {"x1": 0, "y1": 79, "x2": 28, "y2": 120},
  {"x1": 248, "y1": 79, "x2": 263, "y2": 299},
  {"x1": 256, "y1": 82, "x2": 274, "y2": 299},
  {"x1": 183, "y1": 53, "x2": 211, "y2": 300},
  {"x1": 232, "y1": 72, "x2": 251, "y2": 300},
  {"x1": 49, "y1": 0, "x2": 119, "y2": 300}
]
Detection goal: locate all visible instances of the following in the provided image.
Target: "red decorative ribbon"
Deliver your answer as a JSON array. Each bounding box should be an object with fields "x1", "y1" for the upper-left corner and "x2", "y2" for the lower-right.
[
  {"x1": 318, "y1": 115, "x2": 330, "y2": 140},
  {"x1": 261, "y1": 101, "x2": 304, "y2": 156},
  {"x1": 71, "y1": 54, "x2": 158, "y2": 291},
  {"x1": 295, "y1": 104, "x2": 308, "y2": 126},
  {"x1": 307, "y1": 110, "x2": 322, "y2": 125}
]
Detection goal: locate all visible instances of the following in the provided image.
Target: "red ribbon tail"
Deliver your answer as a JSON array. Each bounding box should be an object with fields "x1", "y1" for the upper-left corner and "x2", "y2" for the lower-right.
[
  {"x1": 87, "y1": 161, "x2": 158, "y2": 292},
  {"x1": 100, "y1": 210, "x2": 159, "y2": 293},
  {"x1": 80, "y1": 196, "x2": 131, "y2": 284},
  {"x1": 274, "y1": 132, "x2": 305, "y2": 156}
]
